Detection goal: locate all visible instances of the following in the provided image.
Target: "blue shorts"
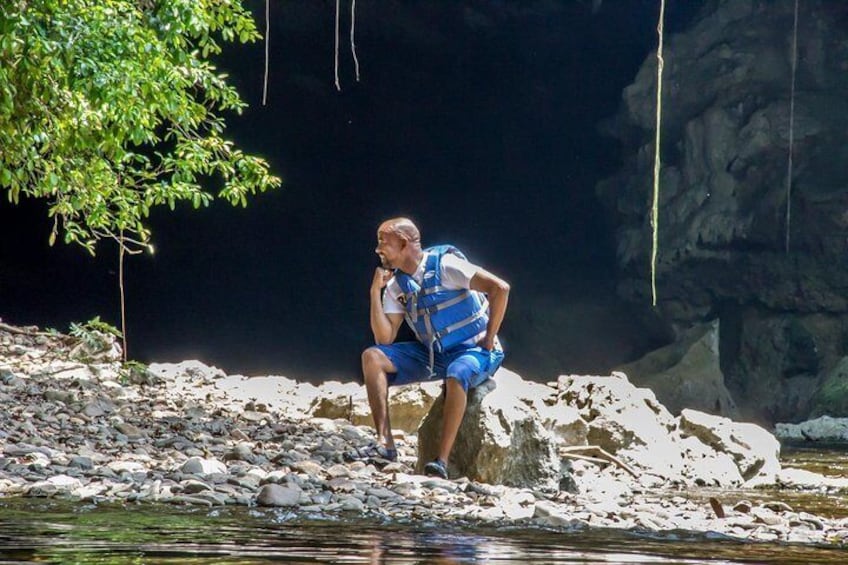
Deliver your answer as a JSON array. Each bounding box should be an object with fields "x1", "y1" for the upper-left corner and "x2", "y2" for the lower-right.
[{"x1": 373, "y1": 341, "x2": 504, "y2": 392}]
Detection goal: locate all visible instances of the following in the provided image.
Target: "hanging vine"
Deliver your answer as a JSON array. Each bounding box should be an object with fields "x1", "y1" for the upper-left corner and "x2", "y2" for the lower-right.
[
  {"x1": 334, "y1": 0, "x2": 341, "y2": 90},
  {"x1": 351, "y1": 0, "x2": 360, "y2": 82},
  {"x1": 650, "y1": 0, "x2": 666, "y2": 306},
  {"x1": 785, "y1": 0, "x2": 799, "y2": 254},
  {"x1": 334, "y1": 0, "x2": 361, "y2": 90},
  {"x1": 263, "y1": 0, "x2": 270, "y2": 105}
]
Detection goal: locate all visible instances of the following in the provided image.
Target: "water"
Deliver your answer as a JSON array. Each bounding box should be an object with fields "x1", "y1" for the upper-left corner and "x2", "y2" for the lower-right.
[{"x1": 0, "y1": 446, "x2": 845, "y2": 564}]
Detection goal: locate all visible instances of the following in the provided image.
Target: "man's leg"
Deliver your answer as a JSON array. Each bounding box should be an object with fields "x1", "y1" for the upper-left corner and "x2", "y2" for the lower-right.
[
  {"x1": 437, "y1": 377, "x2": 467, "y2": 463},
  {"x1": 361, "y1": 347, "x2": 398, "y2": 450},
  {"x1": 428, "y1": 347, "x2": 503, "y2": 474}
]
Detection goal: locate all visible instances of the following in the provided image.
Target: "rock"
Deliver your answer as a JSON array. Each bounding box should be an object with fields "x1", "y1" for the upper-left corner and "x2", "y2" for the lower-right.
[
  {"x1": 113, "y1": 422, "x2": 145, "y2": 441},
  {"x1": 339, "y1": 496, "x2": 365, "y2": 512},
  {"x1": 808, "y1": 357, "x2": 848, "y2": 417},
  {"x1": 678, "y1": 436, "x2": 743, "y2": 487},
  {"x1": 150, "y1": 360, "x2": 226, "y2": 383},
  {"x1": 309, "y1": 380, "x2": 441, "y2": 433},
  {"x1": 290, "y1": 460, "x2": 325, "y2": 476},
  {"x1": 223, "y1": 443, "x2": 254, "y2": 462},
  {"x1": 679, "y1": 409, "x2": 780, "y2": 485},
  {"x1": 180, "y1": 457, "x2": 227, "y2": 475},
  {"x1": 417, "y1": 370, "x2": 561, "y2": 490},
  {"x1": 82, "y1": 398, "x2": 116, "y2": 418},
  {"x1": 43, "y1": 389, "x2": 75, "y2": 404},
  {"x1": 255, "y1": 484, "x2": 302, "y2": 507},
  {"x1": 616, "y1": 321, "x2": 738, "y2": 417},
  {"x1": 308, "y1": 381, "x2": 367, "y2": 423},
  {"x1": 384, "y1": 382, "x2": 442, "y2": 433},
  {"x1": 69, "y1": 456, "x2": 94, "y2": 470},
  {"x1": 533, "y1": 500, "x2": 581, "y2": 528},
  {"x1": 775, "y1": 415, "x2": 848, "y2": 442},
  {"x1": 596, "y1": 0, "x2": 848, "y2": 425},
  {"x1": 556, "y1": 372, "x2": 686, "y2": 481},
  {"x1": 181, "y1": 480, "x2": 212, "y2": 494}
]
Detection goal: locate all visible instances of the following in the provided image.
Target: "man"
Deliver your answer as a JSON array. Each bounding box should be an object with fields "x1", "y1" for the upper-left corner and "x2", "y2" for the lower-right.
[{"x1": 355, "y1": 217, "x2": 510, "y2": 479}]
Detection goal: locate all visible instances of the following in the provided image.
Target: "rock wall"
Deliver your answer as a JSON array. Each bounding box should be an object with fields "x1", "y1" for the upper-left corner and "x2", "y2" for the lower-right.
[{"x1": 597, "y1": 0, "x2": 848, "y2": 423}]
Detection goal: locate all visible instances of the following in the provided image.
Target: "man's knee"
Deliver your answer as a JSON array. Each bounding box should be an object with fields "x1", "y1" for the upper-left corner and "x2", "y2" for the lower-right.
[{"x1": 362, "y1": 347, "x2": 391, "y2": 376}]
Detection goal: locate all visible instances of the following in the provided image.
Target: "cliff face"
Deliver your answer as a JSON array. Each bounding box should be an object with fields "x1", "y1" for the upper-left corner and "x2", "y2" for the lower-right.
[{"x1": 598, "y1": 0, "x2": 848, "y2": 423}]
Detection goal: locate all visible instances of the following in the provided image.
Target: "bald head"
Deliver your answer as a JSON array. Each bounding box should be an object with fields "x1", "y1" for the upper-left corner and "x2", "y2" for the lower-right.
[
  {"x1": 375, "y1": 217, "x2": 423, "y2": 273},
  {"x1": 378, "y1": 217, "x2": 421, "y2": 248}
]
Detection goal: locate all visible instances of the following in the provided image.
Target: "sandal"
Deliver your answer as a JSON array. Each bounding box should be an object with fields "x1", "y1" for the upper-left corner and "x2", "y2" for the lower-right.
[
  {"x1": 343, "y1": 443, "x2": 398, "y2": 464},
  {"x1": 423, "y1": 458, "x2": 448, "y2": 480}
]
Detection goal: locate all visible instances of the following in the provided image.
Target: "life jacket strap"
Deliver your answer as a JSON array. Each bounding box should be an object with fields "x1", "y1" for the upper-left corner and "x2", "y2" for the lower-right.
[
  {"x1": 434, "y1": 308, "x2": 487, "y2": 340},
  {"x1": 420, "y1": 284, "x2": 449, "y2": 296},
  {"x1": 414, "y1": 291, "x2": 470, "y2": 316}
]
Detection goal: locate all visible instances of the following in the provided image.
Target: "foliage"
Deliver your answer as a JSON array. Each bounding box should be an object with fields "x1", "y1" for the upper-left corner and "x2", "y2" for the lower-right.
[
  {"x1": 120, "y1": 359, "x2": 157, "y2": 386},
  {"x1": 70, "y1": 315, "x2": 122, "y2": 339},
  {"x1": 69, "y1": 315, "x2": 119, "y2": 349},
  {"x1": 0, "y1": 0, "x2": 280, "y2": 253}
]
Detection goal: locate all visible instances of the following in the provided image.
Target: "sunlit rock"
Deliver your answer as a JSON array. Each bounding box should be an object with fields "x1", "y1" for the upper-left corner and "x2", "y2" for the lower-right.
[
  {"x1": 417, "y1": 370, "x2": 561, "y2": 490},
  {"x1": 556, "y1": 372, "x2": 687, "y2": 481},
  {"x1": 150, "y1": 360, "x2": 226, "y2": 383},
  {"x1": 309, "y1": 380, "x2": 441, "y2": 433},
  {"x1": 679, "y1": 408, "x2": 780, "y2": 485},
  {"x1": 308, "y1": 381, "x2": 369, "y2": 423},
  {"x1": 180, "y1": 457, "x2": 227, "y2": 475},
  {"x1": 678, "y1": 436, "x2": 743, "y2": 487}
]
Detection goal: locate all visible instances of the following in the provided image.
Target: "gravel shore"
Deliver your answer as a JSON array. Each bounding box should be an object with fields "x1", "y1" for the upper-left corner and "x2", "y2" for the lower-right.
[{"x1": 1, "y1": 323, "x2": 846, "y2": 547}]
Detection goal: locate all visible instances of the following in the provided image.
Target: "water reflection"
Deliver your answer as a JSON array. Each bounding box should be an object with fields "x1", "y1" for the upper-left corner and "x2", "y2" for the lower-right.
[{"x1": 2, "y1": 501, "x2": 847, "y2": 565}]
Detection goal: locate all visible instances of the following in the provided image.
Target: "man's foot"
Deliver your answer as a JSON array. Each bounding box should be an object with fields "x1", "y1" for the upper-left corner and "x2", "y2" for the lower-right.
[
  {"x1": 343, "y1": 443, "x2": 398, "y2": 465},
  {"x1": 423, "y1": 458, "x2": 448, "y2": 480}
]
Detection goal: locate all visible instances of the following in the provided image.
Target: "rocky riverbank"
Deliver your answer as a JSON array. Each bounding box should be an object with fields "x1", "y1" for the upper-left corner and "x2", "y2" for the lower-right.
[{"x1": 1, "y1": 322, "x2": 847, "y2": 546}]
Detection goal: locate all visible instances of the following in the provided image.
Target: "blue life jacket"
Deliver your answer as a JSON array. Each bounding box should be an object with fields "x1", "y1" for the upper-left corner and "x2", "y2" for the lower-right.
[{"x1": 393, "y1": 245, "x2": 489, "y2": 364}]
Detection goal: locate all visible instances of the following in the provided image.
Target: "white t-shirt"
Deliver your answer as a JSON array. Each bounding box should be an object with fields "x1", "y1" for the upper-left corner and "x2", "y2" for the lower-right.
[{"x1": 383, "y1": 252, "x2": 480, "y2": 315}]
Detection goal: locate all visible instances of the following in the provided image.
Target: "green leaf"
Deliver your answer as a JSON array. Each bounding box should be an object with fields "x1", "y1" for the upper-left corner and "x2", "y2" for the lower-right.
[{"x1": 0, "y1": 0, "x2": 280, "y2": 254}]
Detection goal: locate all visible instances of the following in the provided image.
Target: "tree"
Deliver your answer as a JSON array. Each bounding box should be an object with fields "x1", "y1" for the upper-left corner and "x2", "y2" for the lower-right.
[{"x1": 0, "y1": 0, "x2": 280, "y2": 254}]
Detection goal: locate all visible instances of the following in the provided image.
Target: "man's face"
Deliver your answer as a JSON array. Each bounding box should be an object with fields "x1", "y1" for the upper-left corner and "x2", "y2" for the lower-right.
[{"x1": 375, "y1": 229, "x2": 404, "y2": 269}]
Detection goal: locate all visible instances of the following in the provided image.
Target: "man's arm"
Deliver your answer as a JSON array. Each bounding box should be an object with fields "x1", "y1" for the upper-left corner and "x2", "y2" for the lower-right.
[
  {"x1": 469, "y1": 269, "x2": 510, "y2": 351},
  {"x1": 370, "y1": 267, "x2": 405, "y2": 344}
]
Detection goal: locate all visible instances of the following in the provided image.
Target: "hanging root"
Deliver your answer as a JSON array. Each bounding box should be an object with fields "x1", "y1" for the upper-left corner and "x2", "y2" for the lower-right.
[
  {"x1": 785, "y1": 0, "x2": 799, "y2": 254},
  {"x1": 334, "y1": 0, "x2": 341, "y2": 90},
  {"x1": 650, "y1": 0, "x2": 666, "y2": 307},
  {"x1": 350, "y1": 0, "x2": 360, "y2": 81},
  {"x1": 263, "y1": 0, "x2": 270, "y2": 105}
]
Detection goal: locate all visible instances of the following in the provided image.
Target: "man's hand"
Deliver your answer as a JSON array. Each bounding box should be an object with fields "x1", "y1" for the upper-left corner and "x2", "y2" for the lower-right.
[
  {"x1": 371, "y1": 267, "x2": 393, "y2": 293},
  {"x1": 478, "y1": 335, "x2": 496, "y2": 351}
]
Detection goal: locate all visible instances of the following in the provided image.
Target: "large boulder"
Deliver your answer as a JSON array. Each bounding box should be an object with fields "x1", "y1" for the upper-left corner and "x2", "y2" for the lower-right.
[
  {"x1": 616, "y1": 320, "x2": 738, "y2": 417},
  {"x1": 416, "y1": 369, "x2": 562, "y2": 490},
  {"x1": 416, "y1": 368, "x2": 784, "y2": 489}
]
